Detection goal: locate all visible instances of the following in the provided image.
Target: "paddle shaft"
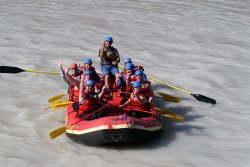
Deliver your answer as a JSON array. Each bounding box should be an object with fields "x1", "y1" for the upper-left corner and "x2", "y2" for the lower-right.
[
  {"x1": 50, "y1": 106, "x2": 106, "y2": 139},
  {"x1": 81, "y1": 106, "x2": 106, "y2": 120},
  {"x1": 119, "y1": 64, "x2": 190, "y2": 94},
  {"x1": 124, "y1": 107, "x2": 158, "y2": 115},
  {"x1": 118, "y1": 64, "x2": 216, "y2": 104},
  {"x1": 25, "y1": 70, "x2": 59, "y2": 74}
]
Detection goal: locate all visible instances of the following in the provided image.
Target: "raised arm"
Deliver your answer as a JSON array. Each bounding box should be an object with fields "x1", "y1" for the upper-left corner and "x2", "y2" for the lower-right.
[
  {"x1": 60, "y1": 63, "x2": 70, "y2": 86},
  {"x1": 79, "y1": 75, "x2": 86, "y2": 103},
  {"x1": 64, "y1": 67, "x2": 80, "y2": 87},
  {"x1": 99, "y1": 42, "x2": 105, "y2": 59}
]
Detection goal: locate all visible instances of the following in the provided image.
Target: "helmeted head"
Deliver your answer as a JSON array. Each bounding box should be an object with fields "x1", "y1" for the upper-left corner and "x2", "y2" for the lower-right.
[
  {"x1": 86, "y1": 80, "x2": 95, "y2": 86},
  {"x1": 84, "y1": 58, "x2": 92, "y2": 65},
  {"x1": 124, "y1": 57, "x2": 132, "y2": 64},
  {"x1": 83, "y1": 58, "x2": 92, "y2": 70},
  {"x1": 133, "y1": 81, "x2": 142, "y2": 88},
  {"x1": 135, "y1": 70, "x2": 143, "y2": 81},
  {"x1": 125, "y1": 63, "x2": 134, "y2": 70},
  {"x1": 85, "y1": 80, "x2": 95, "y2": 92},
  {"x1": 105, "y1": 36, "x2": 113, "y2": 44},
  {"x1": 135, "y1": 70, "x2": 143, "y2": 76}
]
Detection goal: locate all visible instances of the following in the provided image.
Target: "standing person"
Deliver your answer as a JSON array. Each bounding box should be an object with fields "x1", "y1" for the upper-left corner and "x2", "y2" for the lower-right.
[{"x1": 98, "y1": 36, "x2": 120, "y2": 90}]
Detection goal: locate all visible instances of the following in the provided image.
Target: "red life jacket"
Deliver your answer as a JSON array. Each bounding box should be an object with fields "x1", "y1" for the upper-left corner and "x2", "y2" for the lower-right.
[
  {"x1": 130, "y1": 75, "x2": 136, "y2": 82},
  {"x1": 129, "y1": 93, "x2": 147, "y2": 110},
  {"x1": 123, "y1": 75, "x2": 133, "y2": 93},
  {"x1": 125, "y1": 86, "x2": 132, "y2": 93},
  {"x1": 69, "y1": 87, "x2": 79, "y2": 102},
  {"x1": 79, "y1": 93, "x2": 99, "y2": 115}
]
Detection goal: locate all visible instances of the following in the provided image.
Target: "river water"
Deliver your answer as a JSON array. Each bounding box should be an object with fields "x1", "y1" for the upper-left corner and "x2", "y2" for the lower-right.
[{"x1": 0, "y1": 1, "x2": 250, "y2": 167}]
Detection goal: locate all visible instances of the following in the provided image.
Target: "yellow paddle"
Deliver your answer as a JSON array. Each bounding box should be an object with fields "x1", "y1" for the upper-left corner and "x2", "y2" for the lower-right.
[
  {"x1": 118, "y1": 64, "x2": 216, "y2": 104},
  {"x1": 154, "y1": 107, "x2": 184, "y2": 121},
  {"x1": 51, "y1": 100, "x2": 71, "y2": 105},
  {"x1": 124, "y1": 107, "x2": 184, "y2": 121},
  {"x1": 50, "y1": 126, "x2": 69, "y2": 139},
  {"x1": 120, "y1": 91, "x2": 180, "y2": 103},
  {"x1": 44, "y1": 101, "x2": 74, "y2": 111},
  {"x1": 161, "y1": 113, "x2": 184, "y2": 121},
  {"x1": 154, "y1": 91, "x2": 180, "y2": 103},
  {"x1": 50, "y1": 106, "x2": 106, "y2": 139},
  {"x1": 48, "y1": 93, "x2": 68, "y2": 103}
]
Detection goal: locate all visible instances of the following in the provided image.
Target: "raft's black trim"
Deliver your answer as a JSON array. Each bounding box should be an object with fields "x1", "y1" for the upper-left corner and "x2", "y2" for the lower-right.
[{"x1": 66, "y1": 128, "x2": 162, "y2": 145}]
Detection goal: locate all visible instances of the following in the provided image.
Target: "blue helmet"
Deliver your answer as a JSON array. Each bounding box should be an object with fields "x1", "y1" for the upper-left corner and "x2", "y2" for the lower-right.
[
  {"x1": 86, "y1": 80, "x2": 95, "y2": 86},
  {"x1": 124, "y1": 57, "x2": 132, "y2": 64},
  {"x1": 125, "y1": 63, "x2": 134, "y2": 70},
  {"x1": 105, "y1": 36, "x2": 113, "y2": 43},
  {"x1": 135, "y1": 70, "x2": 143, "y2": 76},
  {"x1": 84, "y1": 58, "x2": 92, "y2": 65},
  {"x1": 84, "y1": 70, "x2": 92, "y2": 75},
  {"x1": 133, "y1": 81, "x2": 142, "y2": 88}
]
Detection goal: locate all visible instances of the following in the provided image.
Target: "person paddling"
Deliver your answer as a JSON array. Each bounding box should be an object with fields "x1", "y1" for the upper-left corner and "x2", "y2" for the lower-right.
[
  {"x1": 119, "y1": 81, "x2": 149, "y2": 111},
  {"x1": 134, "y1": 70, "x2": 155, "y2": 107}
]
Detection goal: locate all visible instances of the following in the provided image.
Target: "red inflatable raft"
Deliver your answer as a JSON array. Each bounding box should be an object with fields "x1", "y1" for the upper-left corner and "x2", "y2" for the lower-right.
[{"x1": 64, "y1": 89, "x2": 163, "y2": 145}]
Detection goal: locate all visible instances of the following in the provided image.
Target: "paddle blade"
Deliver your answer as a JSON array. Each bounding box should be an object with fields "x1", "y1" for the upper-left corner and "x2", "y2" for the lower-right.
[
  {"x1": 155, "y1": 107, "x2": 175, "y2": 115},
  {"x1": 48, "y1": 93, "x2": 68, "y2": 103},
  {"x1": 50, "y1": 127, "x2": 67, "y2": 139},
  {"x1": 51, "y1": 100, "x2": 70, "y2": 105},
  {"x1": 154, "y1": 91, "x2": 180, "y2": 103},
  {"x1": 44, "y1": 101, "x2": 74, "y2": 111},
  {"x1": 191, "y1": 94, "x2": 216, "y2": 104},
  {"x1": 154, "y1": 107, "x2": 184, "y2": 121},
  {"x1": 162, "y1": 114, "x2": 184, "y2": 121},
  {"x1": 0, "y1": 66, "x2": 25, "y2": 73}
]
